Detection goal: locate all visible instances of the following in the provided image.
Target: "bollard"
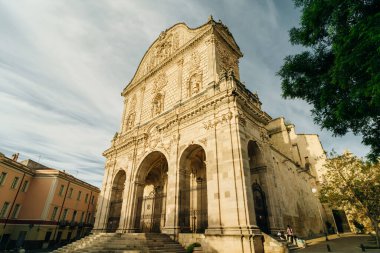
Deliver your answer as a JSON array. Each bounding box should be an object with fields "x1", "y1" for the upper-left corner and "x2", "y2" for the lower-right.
[
  {"x1": 360, "y1": 243, "x2": 366, "y2": 252},
  {"x1": 326, "y1": 244, "x2": 331, "y2": 252}
]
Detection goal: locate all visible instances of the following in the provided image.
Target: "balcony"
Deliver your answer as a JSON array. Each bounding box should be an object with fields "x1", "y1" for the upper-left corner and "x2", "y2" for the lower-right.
[{"x1": 59, "y1": 220, "x2": 68, "y2": 227}]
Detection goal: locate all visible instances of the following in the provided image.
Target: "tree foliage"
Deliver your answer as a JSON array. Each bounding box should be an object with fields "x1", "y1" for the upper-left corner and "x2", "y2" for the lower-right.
[
  {"x1": 278, "y1": 0, "x2": 380, "y2": 160},
  {"x1": 320, "y1": 152, "x2": 380, "y2": 247}
]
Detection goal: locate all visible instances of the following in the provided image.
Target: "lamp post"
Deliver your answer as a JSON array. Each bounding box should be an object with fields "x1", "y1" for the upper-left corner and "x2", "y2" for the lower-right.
[{"x1": 312, "y1": 187, "x2": 329, "y2": 241}]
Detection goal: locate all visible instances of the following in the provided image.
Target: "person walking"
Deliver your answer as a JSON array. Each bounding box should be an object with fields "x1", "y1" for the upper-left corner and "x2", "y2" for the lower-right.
[{"x1": 286, "y1": 225, "x2": 294, "y2": 244}]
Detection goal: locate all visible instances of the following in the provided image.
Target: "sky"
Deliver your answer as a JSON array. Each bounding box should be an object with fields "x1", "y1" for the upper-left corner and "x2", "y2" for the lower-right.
[{"x1": 0, "y1": 0, "x2": 369, "y2": 187}]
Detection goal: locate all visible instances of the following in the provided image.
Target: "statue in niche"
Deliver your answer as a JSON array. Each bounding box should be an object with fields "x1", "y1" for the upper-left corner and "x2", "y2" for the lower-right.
[
  {"x1": 152, "y1": 93, "x2": 164, "y2": 117},
  {"x1": 126, "y1": 112, "x2": 136, "y2": 130},
  {"x1": 188, "y1": 73, "x2": 202, "y2": 97}
]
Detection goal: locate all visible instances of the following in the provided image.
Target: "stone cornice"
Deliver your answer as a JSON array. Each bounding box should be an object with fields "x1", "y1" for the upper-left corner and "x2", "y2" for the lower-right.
[
  {"x1": 104, "y1": 75, "x2": 276, "y2": 158},
  {"x1": 0, "y1": 157, "x2": 35, "y2": 176}
]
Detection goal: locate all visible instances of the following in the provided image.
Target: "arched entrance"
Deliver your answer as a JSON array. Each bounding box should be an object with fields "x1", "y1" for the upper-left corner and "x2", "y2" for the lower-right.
[
  {"x1": 248, "y1": 140, "x2": 270, "y2": 233},
  {"x1": 178, "y1": 144, "x2": 208, "y2": 233},
  {"x1": 252, "y1": 183, "x2": 270, "y2": 233},
  {"x1": 134, "y1": 151, "x2": 168, "y2": 233},
  {"x1": 107, "y1": 170, "x2": 126, "y2": 232}
]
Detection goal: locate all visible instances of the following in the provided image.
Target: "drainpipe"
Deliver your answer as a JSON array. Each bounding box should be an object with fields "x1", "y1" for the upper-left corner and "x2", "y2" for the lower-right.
[
  {"x1": 3, "y1": 173, "x2": 26, "y2": 229},
  {"x1": 52, "y1": 179, "x2": 70, "y2": 242},
  {"x1": 85, "y1": 191, "x2": 93, "y2": 234}
]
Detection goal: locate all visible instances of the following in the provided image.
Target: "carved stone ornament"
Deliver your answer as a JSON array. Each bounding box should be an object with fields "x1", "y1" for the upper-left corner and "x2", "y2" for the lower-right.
[
  {"x1": 199, "y1": 138, "x2": 207, "y2": 147},
  {"x1": 142, "y1": 31, "x2": 180, "y2": 75},
  {"x1": 236, "y1": 111, "x2": 247, "y2": 126},
  {"x1": 152, "y1": 72, "x2": 168, "y2": 95},
  {"x1": 217, "y1": 44, "x2": 239, "y2": 78},
  {"x1": 151, "y1": 72, "x2": 167, "y2": 117},
  {"x1": 260, "y1": 127, "x2": 270, "y2": 143},
  {"x1": 203, "y1": 112, "x2": 233, "y2": 130},
  {"x1": 187, "y1": 72, "x2": 202, "y2": 97},
  {"x1": 125, "y1": 94, "x2": 137, "y2": 130}
]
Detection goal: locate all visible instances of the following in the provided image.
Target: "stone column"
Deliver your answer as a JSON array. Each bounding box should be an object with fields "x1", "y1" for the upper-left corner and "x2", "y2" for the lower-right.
[
  {"x1": 162, "y1": 146, "x2": 181, "y2": 235},
  {"x1": 94, "y1": 160, "x2": 116, "y2": 231},
  {"x1": 176, "y1": 58, "x2": 184, "y2": 103},
  {"x1": 117, "y1": 180, "x2": 129, "y2": 232},
  {"x1": 120, "y1": 97, "x2": 129, "y2": 133},
  {"x1": 124, "y1": 180, "x2": 145, "y2": 232},
  {"x1": 204, "y1": 121, "x2": 223, "y2": 234},
  {"x1": 206, "y1": 34, "x2": 218, "y2": 84}
]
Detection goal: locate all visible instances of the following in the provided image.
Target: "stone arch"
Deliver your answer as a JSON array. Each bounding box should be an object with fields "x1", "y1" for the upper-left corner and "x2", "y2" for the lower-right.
[
  {"x1": 132, "y1": 151, "x2": 168, "y2": 232},
  {"x1": 178, "y1": 144, "x2": 208, "y2": 233},
  {"x1": 252, "y1": 183, "x2": 270, "y2": 233},
  {"x1": 107, "y1": 169, "x2": 126, "y2": 232},
  {"x1": 248, "y1": 140, "x2": 266, "y2": 171}
]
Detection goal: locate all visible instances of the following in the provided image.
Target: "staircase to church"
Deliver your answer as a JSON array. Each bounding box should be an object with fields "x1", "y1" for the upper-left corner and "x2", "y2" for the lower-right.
[
  {"x1": 262, "y1": 232, "x2": 304, "y2": 252},
  {"x1": 52, "y1": 233, "x2": 187, "y2": 253}
]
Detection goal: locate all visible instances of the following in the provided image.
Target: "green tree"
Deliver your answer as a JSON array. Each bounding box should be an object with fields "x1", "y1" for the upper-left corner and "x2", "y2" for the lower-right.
[
  {"x1": 320, "y1": 152, "x2": 380, "y2": 247},
  {"x1": 278, "y1": 0, "x2": 380, "y2": 160}
]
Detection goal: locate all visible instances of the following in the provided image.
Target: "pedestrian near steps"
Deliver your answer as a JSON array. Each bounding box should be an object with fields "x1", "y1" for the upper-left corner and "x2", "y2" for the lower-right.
[{"x1": 287, "y1": 225, "x2": 294, "y2": 244}]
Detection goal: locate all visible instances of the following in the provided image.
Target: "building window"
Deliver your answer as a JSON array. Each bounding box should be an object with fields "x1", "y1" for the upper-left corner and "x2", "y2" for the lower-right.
[
  {"x1": 62, "y1": 208, "x2": 68, "y2": 221},
  {"x1": 91, "y1": 195, "x2": 95, "y2": 204},
  {"x1": 87, "y1": 212, "x2": 91, "y2": 223},
  {"x1": 0, "y1": 202, "x2": 10, "y2": 218},
  {"x1": 0, "y1": 172, "x2": 7, "y2": 185},
  {"x1": 68, "y1": 188, "x2": 73, "y2": 198},
  {"x1": 11, "y1": 204, "x2": 21, "y2": 219},
  {"x1": 71, "y1": 210, "x2": 77, "y2": 222},
  {"x1": 10, "y1": 177, "x2": 19, "y2": 189},
  {"x1": 59, "y1": 185, "x2": 65, "y2": 196},
  {"x1": 85, "y1": 193, "x2": 89, "y2": 203},
  {"x1": 80, "y1": 212, "x2": 84, "y2": 223},
  {"x1": 77, "y1": 191, "x2": 81, "y2": 201},
  {"x1": 51, "y1": 207, "x2": 58, "y2": 221},
  {"x1": 21, "y1": 181, "x2": 29, "y2": 192}
]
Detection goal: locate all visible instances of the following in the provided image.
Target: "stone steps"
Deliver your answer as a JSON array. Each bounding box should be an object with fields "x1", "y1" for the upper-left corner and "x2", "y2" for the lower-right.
[
  {"x1": 52, "y1": 233, "x2": 186, "y2": 253},
  {"x1": 276, "y1": 238, "x2": 303, "y2": 251}
]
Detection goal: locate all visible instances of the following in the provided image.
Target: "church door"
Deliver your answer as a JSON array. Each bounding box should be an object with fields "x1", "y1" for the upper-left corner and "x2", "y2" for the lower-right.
[{"x1": 252, "y1": 184, "x2": 270, "y2": 234}]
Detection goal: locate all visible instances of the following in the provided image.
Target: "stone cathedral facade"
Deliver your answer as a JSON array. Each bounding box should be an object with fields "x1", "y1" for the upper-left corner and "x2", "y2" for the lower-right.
[{"x1": 94, "y1": 18, "x2": 329, "y2": 253}]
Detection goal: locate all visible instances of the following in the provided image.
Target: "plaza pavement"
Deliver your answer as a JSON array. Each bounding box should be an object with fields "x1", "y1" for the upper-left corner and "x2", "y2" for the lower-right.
[{"x1": 296, "y1": 233, "x2": 380, "y2": 253}]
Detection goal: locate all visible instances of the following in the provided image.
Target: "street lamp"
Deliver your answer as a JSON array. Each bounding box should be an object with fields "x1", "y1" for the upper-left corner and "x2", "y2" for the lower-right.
[{"x1": 312, "y1": 187, "x2": 329, "y2": 241}]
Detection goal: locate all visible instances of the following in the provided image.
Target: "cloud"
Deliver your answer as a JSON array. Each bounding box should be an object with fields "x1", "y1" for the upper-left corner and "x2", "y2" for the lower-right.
[{"x1": 0, "y1": 0, "x2": 369, "y2": 187}]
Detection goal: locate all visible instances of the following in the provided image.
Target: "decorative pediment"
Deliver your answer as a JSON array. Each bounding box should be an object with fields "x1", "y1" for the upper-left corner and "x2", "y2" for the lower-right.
[
  {"x1": 123, "y1": 19, "x2": 243, "y2": 95},
  {"x1": 129, "y1": 23, "x2": 208, "y2": 86}
]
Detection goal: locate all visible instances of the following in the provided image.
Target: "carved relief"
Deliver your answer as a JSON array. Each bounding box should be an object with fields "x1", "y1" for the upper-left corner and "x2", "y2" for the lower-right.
[
  {"x1": 152, "y1": 72, "x2": 168, "y2": 94},
  {"x1": 151, "y1": 72, "x2": 167, "y2": 117},
  {"x1": 125, "y1": 95, "x2": 137, "y2": 130},
  {"x1": 152, "y1": 93, "x2": 164, "y2": 117},
  {"x1": 217, "y1": 44, "x2": 239, "y2": 78},
  {"x1": 141, "y1": 31, "x2": 181, "y2": 76},
  {"x1": 203, "y1": 111, "x2": 233, "y2": 130},
  {"x1": 260, "y1": 127, "x2": 270, "y2": 143},
  {"x1": 187, "y1": 73, "x2": 202, "y2": 97},
  {"x1": 199, "y1": 138, "x2": 207, "y2": 147},
  {"x1": 186, "y1": 51, "x2": 203, "y2": 98},
  {"x1": 236, "y1": 111, "x2": 247, "y2": 127}
]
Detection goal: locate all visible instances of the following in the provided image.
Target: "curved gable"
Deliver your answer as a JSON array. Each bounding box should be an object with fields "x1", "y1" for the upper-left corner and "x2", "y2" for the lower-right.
[{"x1": 125, "y1": 23, "x2": 210, "y2": 92}]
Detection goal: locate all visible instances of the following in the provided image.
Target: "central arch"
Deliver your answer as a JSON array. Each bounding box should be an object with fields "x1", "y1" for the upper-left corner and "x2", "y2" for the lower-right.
[
  {"x1": 107, "y1": 170, "x2": 126, "y2": 232},
  {"x1": 178, "y1": 144, "x2": 208, "y2": 233},
  {"x1": 133, "y1": 151, "x2": 168, "y2": 233}
]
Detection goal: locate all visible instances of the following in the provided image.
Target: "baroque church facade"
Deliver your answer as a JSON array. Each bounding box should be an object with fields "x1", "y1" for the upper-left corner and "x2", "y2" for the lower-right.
[{"x1": 94, "y1": 18, "x2": 329, "y2": 253}]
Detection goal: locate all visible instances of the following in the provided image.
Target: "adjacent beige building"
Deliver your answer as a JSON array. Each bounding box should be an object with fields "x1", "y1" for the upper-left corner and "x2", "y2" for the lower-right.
[
  {"x1": 94, "y1": 18, "x2": 333, "y2": 252},
  {"x1": 0, "y1": 153, "x2": 99, "y2": 251}
]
